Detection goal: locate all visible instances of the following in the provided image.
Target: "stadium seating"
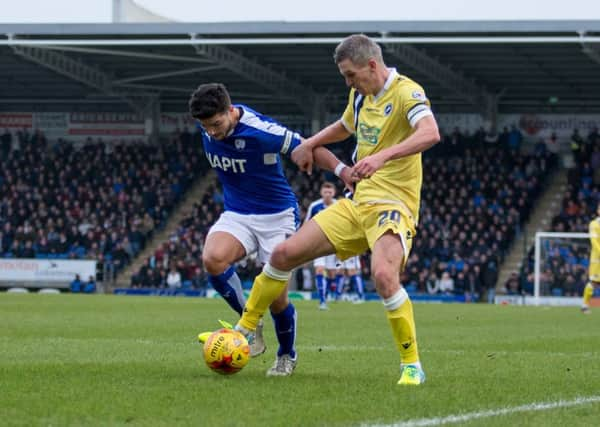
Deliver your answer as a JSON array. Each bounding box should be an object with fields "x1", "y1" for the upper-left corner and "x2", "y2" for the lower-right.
[
  {"x1": 407, "y1": 128, "x2": 556, "y2": 299},
  {"x1": 553, "y1": 128, "x2": 599, "y2": 233},
  {"x1": 0, "y1": 128, "x2": 209, "y2": 283},
  {"x1": 129, "y1": 128, "x2": 555, "y2": 303},
  {"x1": 519, "y1": 128, "x2": 600, "y2": 296},
  {"x1": 129, "y1": 192, "x2": 218, "y2": 290}
]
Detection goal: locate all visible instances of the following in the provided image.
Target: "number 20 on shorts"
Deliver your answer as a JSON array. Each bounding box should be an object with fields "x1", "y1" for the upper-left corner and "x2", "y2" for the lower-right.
[{"x1": 378, "y1": 210, "x2": 401, "y2": 227}]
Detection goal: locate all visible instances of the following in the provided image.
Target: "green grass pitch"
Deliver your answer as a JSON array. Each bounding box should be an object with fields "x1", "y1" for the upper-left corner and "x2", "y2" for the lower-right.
[{"x1": 1, "y1": 294, "x2": 600, "y2": 426}]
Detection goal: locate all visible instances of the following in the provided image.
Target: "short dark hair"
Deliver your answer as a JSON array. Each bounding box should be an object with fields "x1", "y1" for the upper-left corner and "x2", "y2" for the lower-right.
[
  {"x1": 188, "y1": 83, "x2": 231, "y2": 120},
  {"x1": 321, "y1": 182, "x2": 335, "y2": 190}
]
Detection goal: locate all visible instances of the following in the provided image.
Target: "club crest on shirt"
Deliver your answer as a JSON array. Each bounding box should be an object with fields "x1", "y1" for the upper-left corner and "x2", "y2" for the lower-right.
[
  {"x1": 384, "y1": 103, "x2": 393, "y2": 116},
  {"x1": 234, "y1": 139, "x2": 246, "y2": 150},
  {"x1": 263, "y1": 153, "x2": 277, "y2": 165},
  {"x1": 412, "y1": 91, "x2": 426, "y2": 101}
]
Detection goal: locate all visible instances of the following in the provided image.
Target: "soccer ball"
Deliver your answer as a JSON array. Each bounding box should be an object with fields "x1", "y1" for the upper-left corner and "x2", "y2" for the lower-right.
[{"x1": 202, "y1": 328, "x2": 250, "y2": 375}]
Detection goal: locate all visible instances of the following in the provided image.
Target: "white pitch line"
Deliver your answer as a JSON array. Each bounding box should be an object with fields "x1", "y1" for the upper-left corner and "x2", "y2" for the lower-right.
[
  {"x1": 367, "y1": 395, "x2": 600, "y2": 427},
  {"x1": 297, "y1": 346, "x2": 598, "y2": 359}
]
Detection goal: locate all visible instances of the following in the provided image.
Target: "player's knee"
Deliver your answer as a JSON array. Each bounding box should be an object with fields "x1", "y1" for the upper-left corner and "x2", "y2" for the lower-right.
[
  {"x1": 270, "y1": 242, "x2": 295, "y2": 271},
  {"x1": 372, "y1": 265, "x2": 397, "y2": 289},
  {"x1": 373, "y1": 269, "x2": 401, "y2": 299},
  {"x1": 202, "y1": 251, "x2": 226, "y2": 276}
]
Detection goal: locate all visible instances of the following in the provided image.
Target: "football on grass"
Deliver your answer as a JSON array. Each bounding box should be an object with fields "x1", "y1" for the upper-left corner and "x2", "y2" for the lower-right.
[{"x1": 203, "y1": 328, "x2": 250, "y2": 375}]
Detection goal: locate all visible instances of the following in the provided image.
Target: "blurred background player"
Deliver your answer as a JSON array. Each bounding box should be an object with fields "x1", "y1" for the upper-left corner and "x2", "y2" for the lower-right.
[
  {"x1": 335, "y1": 255, "x2": 365, "y2": 303},
  {"x1": 307, "y1": 184, "x2": 365, "y2": 306},
  {"x1": 582, "y1": 203, "x2": 600, "y2": 314},
  {"x1": 190, "y1": 83, "x2": 350, "y2": 375},
  {"x1": 305, "y1": 182, "x2": 338, "y2": 310}
]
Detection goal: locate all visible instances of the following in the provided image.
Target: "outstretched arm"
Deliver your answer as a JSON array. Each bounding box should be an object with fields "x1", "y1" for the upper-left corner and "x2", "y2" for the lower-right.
[
  {"x1": 313, "y1": 146, "x2": 355, "y2": 192},
  {"x1": 291, "y1": 142, "x2": 355, "y2": 192},
  {"x1": 292, "y1": 121, "x2": 352, "y2": 174},
  {"x1": 306, "y1": 120, "x2": 352, "y2": 148}
]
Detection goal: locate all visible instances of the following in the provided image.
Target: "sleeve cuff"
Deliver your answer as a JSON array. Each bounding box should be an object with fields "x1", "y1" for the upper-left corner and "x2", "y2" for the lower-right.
[
  {"x1": 281, "y1": 131, "x2": 301, "y2": 155},
  {"x1": 406, "y1": 104, "x2": 433, "y2": 128},
  {"x1": 341, "y1": 119, "x2": 354, "y2": 134}
]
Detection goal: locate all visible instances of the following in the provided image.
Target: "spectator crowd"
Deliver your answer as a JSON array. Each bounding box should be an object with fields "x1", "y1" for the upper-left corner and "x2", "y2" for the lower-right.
[
  {"x1": 1, "y1": 122, "x2": 576, "y2": 301},
  {"x1": 405, "y1": 126, "x2": 555, "y2": 300},
  {"x1": 0, "y1": 127, "x2": 209, "y2": 285},
  {"x1": 519, "y1": 127, "x2": 600, "y2": 296},
  {"x1": 130, "y1": 125, "x2": 557, "y2": 303}
]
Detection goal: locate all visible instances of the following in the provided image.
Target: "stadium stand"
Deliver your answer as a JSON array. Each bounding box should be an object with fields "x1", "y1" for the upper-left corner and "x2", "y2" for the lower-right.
[
  {"x1": 128, "y1": 127, "x2": 556, "y2": 303},
  {"x1": 406, "y1": 127, "x2": 556, "y2": 300},
  {"x1": 128, "y1": 190, "x2": 219, "y2": 291},
  {"x1": 554, "y1": 127, "x2": 600, "y2": 233},
  {"x1": 0, "y1": 126, "x2": 561, "y2": 300},
  {"x1": 0, "y1": 127, "x2": 209, "y2": 286},
  {"x1": 519, "y1": 128, "x2": 600, "y2": 296}
]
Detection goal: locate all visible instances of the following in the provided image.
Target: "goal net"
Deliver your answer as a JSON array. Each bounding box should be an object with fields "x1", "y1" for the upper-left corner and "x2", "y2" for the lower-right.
[{"x1": 533, "y1": 232, "x2": 591, "y2": 302}]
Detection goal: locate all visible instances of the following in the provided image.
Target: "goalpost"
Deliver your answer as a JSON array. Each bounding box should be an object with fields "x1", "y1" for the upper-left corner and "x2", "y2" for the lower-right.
[{"x1": 533, "y1": 231, "x2": 590, "y2": 305}]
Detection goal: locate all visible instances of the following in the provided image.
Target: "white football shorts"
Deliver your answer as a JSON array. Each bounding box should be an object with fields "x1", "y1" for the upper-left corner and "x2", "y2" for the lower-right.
[
  {"x1": 341, "y1": 255, "x2": 361, "y2": 270},
  {"x1": 313, "y1": 254, "x2": 339, "y2": 270},
  {"x1": 208, "y1": 207, "x2": 297, "y2": 264}
]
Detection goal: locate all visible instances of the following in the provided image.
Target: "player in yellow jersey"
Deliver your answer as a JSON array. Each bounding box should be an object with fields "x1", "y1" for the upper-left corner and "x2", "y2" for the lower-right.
[
  {"x1": 582, "y1": 203, "x2": 600, "y2": 314},
  {"x1": 221, "y1": 34, "x2": 440, "y2": 384}
]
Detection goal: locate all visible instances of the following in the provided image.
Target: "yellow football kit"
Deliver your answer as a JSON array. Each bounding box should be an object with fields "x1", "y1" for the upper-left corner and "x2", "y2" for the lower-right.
[
  {"x1": 314, "y1": 69, "x2": 432, "y2": 263},
  {"x1": 589, "y1": 217, "x2": 600, "y2": 282},
  {"x1": 311, "y1": 69, "x2": 432, "y2": 373},
  {"x1": 240, "y1": 68, "x2": 433, "y2": 380},
  {"x1": 583, "y1": 217, "x2": 600, "y2": 310}
]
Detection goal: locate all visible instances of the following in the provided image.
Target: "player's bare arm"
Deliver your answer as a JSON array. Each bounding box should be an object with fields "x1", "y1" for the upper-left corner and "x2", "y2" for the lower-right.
[
  {"x1": 293, "y1": 121, "x2": 352, "y2": 173},
  {"x1": 352, "y1": 116, "x2": 440, "y2": 179},
  {"x1": 291, "y1": 139, "x2": 355, "y2": 191}
]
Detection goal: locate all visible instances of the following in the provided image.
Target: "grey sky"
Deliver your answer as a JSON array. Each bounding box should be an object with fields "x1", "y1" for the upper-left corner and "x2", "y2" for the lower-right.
[{"x1": 2, "y1": 0, "x2": 599, "y2": 23}]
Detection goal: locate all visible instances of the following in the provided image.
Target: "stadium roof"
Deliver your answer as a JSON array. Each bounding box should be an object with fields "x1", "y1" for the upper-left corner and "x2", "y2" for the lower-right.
[{"x1": 1, "y1": 20, "x2": 600, "y2": 121}]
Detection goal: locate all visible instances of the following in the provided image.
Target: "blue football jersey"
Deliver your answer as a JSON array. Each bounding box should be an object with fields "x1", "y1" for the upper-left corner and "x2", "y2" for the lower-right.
[{"x1": 200, "y1": 104, "x2": 301, "y2": 218}]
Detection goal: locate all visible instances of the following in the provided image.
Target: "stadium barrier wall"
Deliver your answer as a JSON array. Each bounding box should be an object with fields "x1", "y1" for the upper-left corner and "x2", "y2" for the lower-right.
[
  {"x1": 3, "y1": 112, "x2": 600, "y2": 141},
  {"x1": 494, "y1": 295, "x2": 598, "y2": 306},
  {"x1": 113, "y1": 288, "x2": 468, "y2": 303},
  {"x1": 0, "y1": 258, "x2": 96, "y2": 288}
]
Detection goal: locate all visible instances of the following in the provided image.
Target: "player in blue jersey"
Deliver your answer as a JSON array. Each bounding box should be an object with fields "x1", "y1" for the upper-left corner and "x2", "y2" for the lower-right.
[
  {"x1": 189, "y1": 83, "x2": 351, "y2": 376},
  {"x1": 337, "y1": 255, "x2": 365, "y2": 303}
]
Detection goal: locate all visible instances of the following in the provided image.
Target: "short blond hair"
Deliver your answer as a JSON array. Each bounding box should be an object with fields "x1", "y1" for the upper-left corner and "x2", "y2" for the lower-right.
[{"x1": 333, "y1": 34, "x2": 383, "y2": 66}]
